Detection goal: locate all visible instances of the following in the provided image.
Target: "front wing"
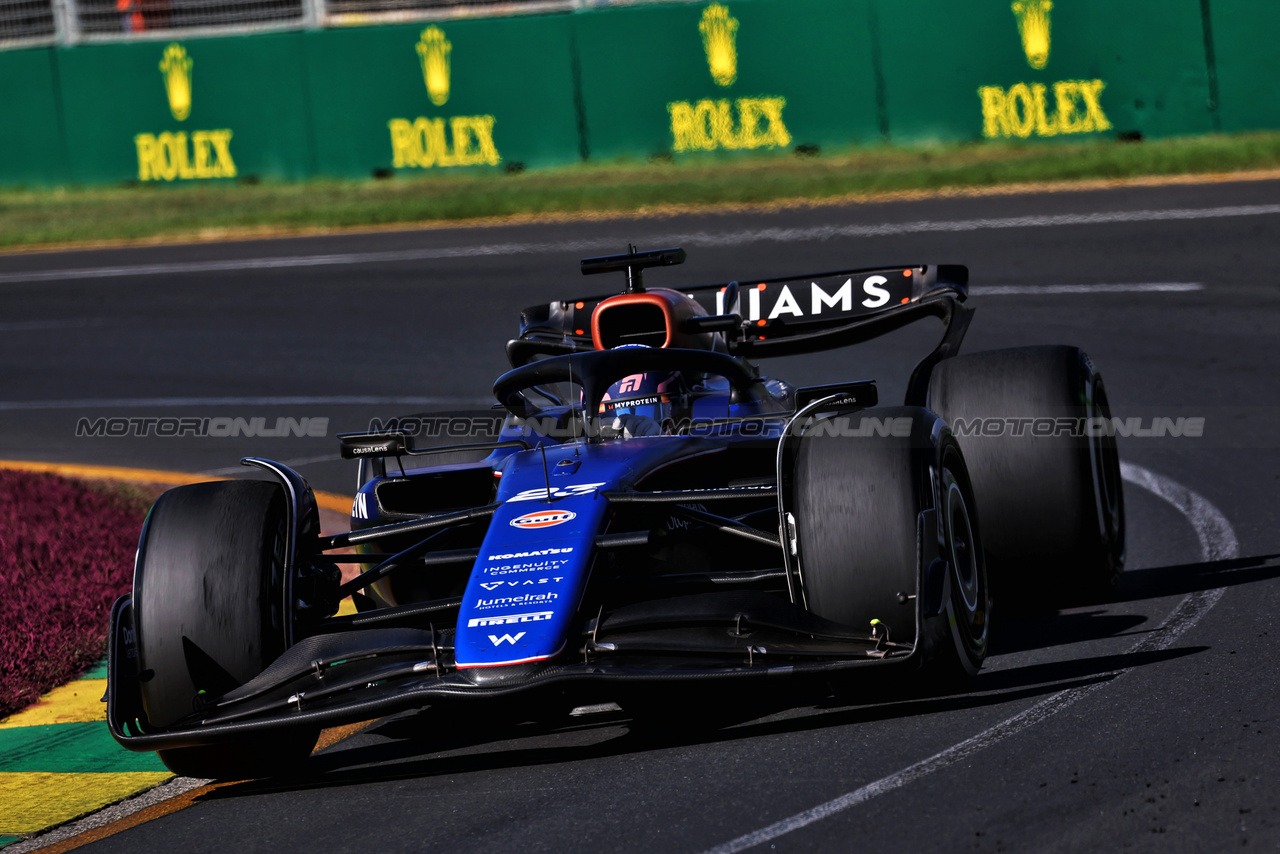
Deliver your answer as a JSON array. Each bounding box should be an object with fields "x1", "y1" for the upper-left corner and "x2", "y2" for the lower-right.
[{"x1": 106, "y1": 581, "x2": 953, "y2": 752}]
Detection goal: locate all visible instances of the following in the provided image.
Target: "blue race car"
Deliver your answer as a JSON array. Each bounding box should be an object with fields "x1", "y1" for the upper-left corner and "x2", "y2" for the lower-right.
[{"x1": 107, "y1": 247, "x2": 1124, "y2": 778}]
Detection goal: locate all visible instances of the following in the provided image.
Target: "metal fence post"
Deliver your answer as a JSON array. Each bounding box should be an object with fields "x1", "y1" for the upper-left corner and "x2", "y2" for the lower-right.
[
  {"x1": 51, "y1": 0, "x2": 80, "y2": 44},
  {"x1": 305, "y1": 0, "x2": 326, "y2": 28}
]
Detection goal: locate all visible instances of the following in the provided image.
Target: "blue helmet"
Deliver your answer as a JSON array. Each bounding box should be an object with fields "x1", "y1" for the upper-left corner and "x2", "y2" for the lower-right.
[{"x1": 598, "y1": 346, "x2": 688, "y2": 435}]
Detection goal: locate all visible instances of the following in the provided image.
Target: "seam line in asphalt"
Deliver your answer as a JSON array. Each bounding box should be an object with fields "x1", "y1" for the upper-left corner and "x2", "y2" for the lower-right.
[
  {"x1": 700, "y1": 461, "x2": 1238, "y2": 854},
  {"x1": 0, "y1": 204, "x2": 1276, "y2": 285}
]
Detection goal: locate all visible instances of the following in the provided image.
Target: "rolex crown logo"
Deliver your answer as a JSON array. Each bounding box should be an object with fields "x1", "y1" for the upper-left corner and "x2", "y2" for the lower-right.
[
  {"x1": 1012, "y1": 0, "x2": 1052, "y2": 70},
  {"x1": 159, "y1": 43, "x2": 193, "y2": 122},
  {"x1": 699, "y1": 4, "x2": 738, "y2": 88},
  {"x1": 416, "y1": 26, "x2": 452, "y2": 107}
]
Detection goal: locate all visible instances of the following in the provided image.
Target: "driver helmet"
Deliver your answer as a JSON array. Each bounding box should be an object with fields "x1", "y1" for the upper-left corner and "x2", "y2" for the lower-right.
[{"x1": 598, "y1": 345, "x2": 688, "y2": 435}]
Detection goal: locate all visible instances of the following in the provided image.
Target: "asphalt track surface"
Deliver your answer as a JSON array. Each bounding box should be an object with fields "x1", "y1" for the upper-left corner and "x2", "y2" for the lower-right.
[{"x1": 2, "y1": 177, "x2": 1279, "y2": 851}]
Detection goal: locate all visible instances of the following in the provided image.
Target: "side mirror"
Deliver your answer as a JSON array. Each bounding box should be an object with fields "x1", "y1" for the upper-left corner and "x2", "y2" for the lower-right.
[{"x1": 337, "y1": 431, "x2": 412, "y2": 460}]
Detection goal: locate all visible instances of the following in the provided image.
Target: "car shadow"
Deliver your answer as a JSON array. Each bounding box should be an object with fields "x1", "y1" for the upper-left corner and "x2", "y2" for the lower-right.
[
  {"x1": 197, "y1": 645, "x2": 1201, "y2": 801},
  {"x1": 991, "y1": 610, "x2": 1149, "y2": 656},
  {"x1": 1115, "y1": 552, "x2": 1280, "y2": 603},
  {"x1": 991, "y1": 552, "x2": 1280, "y2": 655},
  {"x1": 189, "y1": 552, "x2": 1277, "y2": 800}
]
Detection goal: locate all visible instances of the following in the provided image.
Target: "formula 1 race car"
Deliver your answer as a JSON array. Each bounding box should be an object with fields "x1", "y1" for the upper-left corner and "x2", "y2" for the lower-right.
[{"x1": 107, "y1": 247, "x2": 1125, "y2": 779}]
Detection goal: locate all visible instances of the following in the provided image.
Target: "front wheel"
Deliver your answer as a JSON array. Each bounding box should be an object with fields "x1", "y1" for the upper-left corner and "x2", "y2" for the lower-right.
[
  {"x1": 134, "y1": 479, "x2": 318, "y2": 778},
  {"x1": 790, "y1": 406, "x2": 989, "y2": 682}
]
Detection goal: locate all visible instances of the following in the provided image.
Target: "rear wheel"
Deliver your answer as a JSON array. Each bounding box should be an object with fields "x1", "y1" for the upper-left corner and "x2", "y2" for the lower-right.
[
  {"x1": 134, "y1": 480, "x2": 317, "y2": 778},
  {"x1": 928, "y1": 346, "x2": 1125, "y2": 609},
  {"x1": 791, "y1": 406, "x2": 988, "y2": 682}
]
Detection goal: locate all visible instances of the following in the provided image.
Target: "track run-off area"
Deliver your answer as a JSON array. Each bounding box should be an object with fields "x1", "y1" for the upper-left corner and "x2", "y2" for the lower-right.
[{"x1": 1, "y1": 174, "x2": 1278, "y2": 851}]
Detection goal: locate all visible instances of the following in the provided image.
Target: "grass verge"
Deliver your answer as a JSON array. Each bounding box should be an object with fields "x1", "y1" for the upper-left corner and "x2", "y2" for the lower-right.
[{"x1": 3, "y1": 132, "x2": 1280, "y2": 250}]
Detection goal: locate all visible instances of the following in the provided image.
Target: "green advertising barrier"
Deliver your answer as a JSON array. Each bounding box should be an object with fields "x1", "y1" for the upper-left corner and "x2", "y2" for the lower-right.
[
  {"x1": 55, "y1": 32, "x2": 315, "y2": 185},
  {"x1": 0, "y1": 48, "x2": 67, "y2": 185},
  {"x1": 875, "y1": 0, "x2": 1215, "y2": 143},
  {"x1": 571, "y1": 0, "x2": 882, "y2": 161},
  {"x1": 1206, "y1": 0, "x2": 1280, "y2": 133},
  {"x1": 4, "y1": 0, "x2": 1280, "y2": 189},
  {"x1": 302, "y1": 15, "x2": 582, "y2": 177}
]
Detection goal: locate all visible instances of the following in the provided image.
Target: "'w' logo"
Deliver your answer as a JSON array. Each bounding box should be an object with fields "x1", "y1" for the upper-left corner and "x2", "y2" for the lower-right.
[{"x1": 489, "y1": 632, "x2": 525, "y2": 646}]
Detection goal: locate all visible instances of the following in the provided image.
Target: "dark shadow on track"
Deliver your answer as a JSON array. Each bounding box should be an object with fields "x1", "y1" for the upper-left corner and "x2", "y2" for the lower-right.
[
  {"x1": 173, "y1": 556, "x2": 1280, "y2": 802},
  {"x1": 991, "y1": 611, "x2": 1150, "y2": 655},
  {"x1": 991, "y1": 553, "x2": 1280, "y2": 655},
  {"x1": 190, "y1": 645, "x2": 1203, "y2": 801},
  {"x1": 1115, "y1": 553, "x2": 1280, "y2": 603}
]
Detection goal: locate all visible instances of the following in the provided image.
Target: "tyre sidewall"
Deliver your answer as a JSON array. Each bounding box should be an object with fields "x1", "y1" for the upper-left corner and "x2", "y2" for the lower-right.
[{"x1": 134, "y1": 480, "x2": 287, "y2": 729}]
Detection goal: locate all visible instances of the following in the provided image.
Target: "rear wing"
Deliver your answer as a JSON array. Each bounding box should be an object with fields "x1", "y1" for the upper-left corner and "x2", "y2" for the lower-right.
[{"x1": 511, "y1": 263, "x2": 969, "y2": 363}]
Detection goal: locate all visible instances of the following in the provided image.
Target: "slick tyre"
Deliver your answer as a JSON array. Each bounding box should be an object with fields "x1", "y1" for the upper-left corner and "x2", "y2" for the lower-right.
[
  {"x1": 927, "y1": 346, "x2": 1125, "y2": 610},
  {"x1": 791, "y1": 406, "x2": 989, "y2": 680},
  {"x1": 133, "y1": 480, "x2": 317, "y2": 778}
]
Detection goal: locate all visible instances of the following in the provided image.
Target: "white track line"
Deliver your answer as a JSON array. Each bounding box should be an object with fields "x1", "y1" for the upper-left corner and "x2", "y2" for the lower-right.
[
  {"x1": 701, "y1": 462, "x2": 1238, "y2": 854},
  {"x1": 0, "y1": 204, "x2": 1277, "y2": 284},
  {"x1": 970, "y1": 283, "x2": 1202, "y2": 295},
  {"x1": 1118, "y1": 462, "x2": 1238, "y2": 562}
]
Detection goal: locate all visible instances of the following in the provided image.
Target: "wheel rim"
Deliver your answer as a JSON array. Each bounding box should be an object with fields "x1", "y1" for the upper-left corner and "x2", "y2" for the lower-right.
[
  {"x1": 947, "y1": 477, "x2": 979, "y2": 612},
  {"x1": 1087, "y1": 375, "x2": 1125, "y2": 565},
  {"x1": 943, "y1": 460, "x2": 988, "y2": 659}
]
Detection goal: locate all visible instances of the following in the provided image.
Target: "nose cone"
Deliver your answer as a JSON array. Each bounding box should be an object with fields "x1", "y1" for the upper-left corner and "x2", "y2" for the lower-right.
[{"x1": 459, "y1": 661, "x2": 547, "y2": 686}]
